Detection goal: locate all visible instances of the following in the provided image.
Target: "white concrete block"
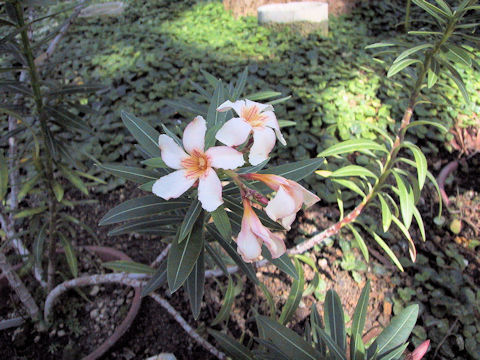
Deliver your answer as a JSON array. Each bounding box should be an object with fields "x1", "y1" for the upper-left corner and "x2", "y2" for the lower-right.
[{"x1": 258, "y1": 1, "x2": 328, "y2": 24}]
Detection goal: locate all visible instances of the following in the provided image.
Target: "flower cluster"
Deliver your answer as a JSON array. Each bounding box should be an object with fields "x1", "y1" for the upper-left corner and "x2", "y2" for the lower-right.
[{"x1": 152, "y1": 99, "x2": 319, "y2": 262}]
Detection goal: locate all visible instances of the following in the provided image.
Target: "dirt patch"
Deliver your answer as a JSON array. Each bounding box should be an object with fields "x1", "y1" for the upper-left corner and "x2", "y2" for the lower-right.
[{"x1": 223, "y1": 0, "x2": 364, "y2": 17}]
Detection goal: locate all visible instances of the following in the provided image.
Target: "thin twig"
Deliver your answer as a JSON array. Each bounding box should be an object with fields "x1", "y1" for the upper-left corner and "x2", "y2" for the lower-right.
[
  {"x1": 432, "y1": 318, "x2": 458, "y2": 360},
  {"x1": 150, "y1": 243, "x2": 171, "y2": 268}
]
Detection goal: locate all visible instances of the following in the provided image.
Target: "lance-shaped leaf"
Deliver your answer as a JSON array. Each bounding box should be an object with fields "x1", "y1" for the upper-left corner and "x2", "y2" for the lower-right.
[
  {"x1": 330, "y1": 165, "x2": 378, "y2": 179},
  {"x1": 256, "y1": 315, "x2": 322, "y2": 360},
  {"x1": 402, "y1": 142, "x2": 427, "y2": 190},
  {"x1": 46, "y1": 83, "x2": 105, "y2": 96},
  {"x1": 121, "y1": 110, "x2": 162, "y2": 157},
  {"x1": 368, "y1": 230, "x2": 404, "y2": 271},
  {"x1": 205, "y1": 242, "x2": 229, "y2": 277},
  {"x1": 99, "y1": 196, "x2": 189, "y2": 225},
  {"x1": 33, "y1": 223, "x2": 47, "y2": 267},
  {"x1": 59, "y1": 165, "x2": 88, "y2": 195},
  {"x1": 185, "y1": 248, "x2": 205, "y2": 320},
  {"x1": 141, "y1": 260, "x2": 167, "y2": 297},
  {"x1": 211, "y1": 205, "x2": 232, "y2": 241},
  {"x1": 208, "y1": 329, "x2": 254, "y2": 360},
  {"x1": 378, "y1": 193, "x2": 393, "y2": 232},
  {"x1": 393, "y1": 44, "x2": 433, "y2": 64},
  {"x1": 211, "y1": 276, "x2": 236, "y2": 325},
  {"x1": 262, "y1": 246, "x2": 298, "y2": 280},
  {"x1": 98, "y1": 163, "x2": 158, "y2": 184},
  {"x1": 318, "y1": 139, "x2": 387, "y2": 157},
  {"x1": 314, "y1": 325, "x2": 347, "y2": 360},
  {"x1": 392, "y1": 171, "x2": 414, "y2": 229},
  {"x1": 371, "y1": 304, "x2": 418, "y2": 358},
  {"x1": 324, "y1": 289, "x2": 346, "y2": 352},
  {"x1": 391, "y1": 216, "x2": 416, "y2": 262},
  {"x1": 351, "y1": 280, "x2": 371, "y2": 360},
  {"x1": 58, "y1": 233, "x2": 78, "y2": 278},
  {"x1": 387, "y1": 58, "x2": 422, "y2": 78},
  {"x1": 347, "y1": 224, "x2": 369, "y2": 262},
  {"x1": 207, "y1": 80, "x2": 226, "y2": 128},
  {"x1": 167, "y1": 214, "x2": 205, "y2": 293},
  {"x1": 45, "y1": 105, "x2": 90, "y2": 133},
  {"x1": 178, "y1": 200, "x2": 202, "y2": 243},
  {"x1": 103, "y1": 260, "x2": 155, "y2": 274},
  {"x1": 279, "y1": 258, "x2": 304, "y2": 324},
  {"x1": 108, "y1": 216, "x2": 182, "y2": 236},
  {"x1": 231, "y1": 66, "x2": 248, "y2": 101},
  {"x1": 141, "y1": 157, "x2": 167, "y2": 168},
  {"x1": 244, "y1": 90, "x2": 282, "y2": 101}
]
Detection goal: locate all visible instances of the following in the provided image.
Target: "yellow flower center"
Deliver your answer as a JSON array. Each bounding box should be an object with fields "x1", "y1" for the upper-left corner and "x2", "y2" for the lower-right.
[
  {"x1": 181, "y1": 149, "x2": 211, "y2": 179},
  {"x1": 241, "y1": 105, "x2": 268, "y2": 128}
]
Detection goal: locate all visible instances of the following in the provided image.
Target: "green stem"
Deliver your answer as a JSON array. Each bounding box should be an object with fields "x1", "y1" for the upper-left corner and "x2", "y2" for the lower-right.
[
  {"x1": 14, "y1": 1, "x2": 58, "y2": 293},
  {"x1": 405, "y1": 0, "x2": 411, "y2": 32}
]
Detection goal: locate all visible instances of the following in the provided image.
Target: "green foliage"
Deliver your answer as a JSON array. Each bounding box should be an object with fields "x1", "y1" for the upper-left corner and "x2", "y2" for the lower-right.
[{"x1": 214, "y1": 282, "x2": 421, "y2": 360}]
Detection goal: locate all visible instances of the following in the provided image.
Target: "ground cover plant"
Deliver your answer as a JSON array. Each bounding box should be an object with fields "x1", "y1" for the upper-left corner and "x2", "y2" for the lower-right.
[{"x1": 1, "y1": 0, "x2": 480, "y2": 359}]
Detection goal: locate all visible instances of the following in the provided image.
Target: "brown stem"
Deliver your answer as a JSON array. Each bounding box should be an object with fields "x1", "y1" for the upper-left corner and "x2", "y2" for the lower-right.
[{"x1": 436, "y1": 160, "x2": 458, "y2": 207}]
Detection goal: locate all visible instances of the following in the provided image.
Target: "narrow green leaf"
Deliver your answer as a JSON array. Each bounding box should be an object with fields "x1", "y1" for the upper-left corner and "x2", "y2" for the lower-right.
[
  {"x1": 141, "y1": 260, "x2": 167, "y2": 297},
  {"x1": 392, "y1": 171, "x2": 413, "y2": 228},
  {"x1": 351, "y1": 280, "x2": 371, "y2": 360},
  {"x1": 167, "y1": 214, "x2": 205, "y2": 293},
  {"x1": 99, "y1": 196, "x2": 189, "y2": 225},
  {"x1": 332, "y1": 179, "x2": 366, "y2": 198},
  {"x1": 200, "y1": 69, "x2": 219, "y2": 88},
  {"x1": 365, "y1": 42, "x2": 397, "y2": 49},
  {"x1": 178, "y1": 200, "x2": 202, "y2": 243},
  {"x1": 387, "y1": 59, "x2": 422, "y2": 78},
  {"x1": 33, "y1": 223, "x2": 47, "y2": 267},
  {"x1": 373, "y1": 304, "x2": 418, "y2": 357},
  {"x1": 58, "y1": 233, "x2": 78, "y2": 278},
  {"x1": 141, "y1": 157, "x2": 167, "y2": 168},
  {"x1": 279, "y1": 258, "x2": 305, "y2": 324},
  {"x1": 402, "y1": 142, "x2": 427, "y2": 190},
  {"x1": 314, "y1": 325, "x2": 347, "y2": 360},
  {"x1": 98, "y1": 163, "x2": 158, "y2": 184},
  {"x1": 244, "y1": 90, "x2": 282, "y2": 101},
  {"x1": 434, "y1": 0, "x2": 452, "y2": 14},
  {"x1": 108, "y1": 217, "x2": 182, "y2": 236},
  {"x1": 232, "y1": 66, "x2": 248, "y2": 101},
  {"x1": 17, "y1": 173, "x2": 41, "y2": 202},
  {"x1": 445, "y1": 44, "x2": 472, "y2": 66},
  {"x1": 318, "y1": 139, "x2": 387, "y2": 157},
  {"x1": 347, "y1": 224, "x2": 369, "y2": 263},
  {"x1": 164, "y1": 99, "x2": 208, "y2": 117},
  {"x1": 378, "y1": 194, "x2": 393, "y2": 232},
  {"x1": 59, "y1": 165, "x2": 88, "y2": 195},
  {"x1": 205, "y1": 242, "x2": 229, "y2": 276},
  {"x1": 412, "y1": 206, "x2": 426, "y2": 242},
  {"x1": 14, "y1": 206, "x2": 48, "y2": 219},
  {"x1": 207, "y1": 80, "x2": 226, "y2": 128},
  {"x1": 103, "y1": 260, "x2": 155, "y2": 274},
  {"x1": 185, "y1": 248, "x2": 205, "y2": 320},
  {"x1": 368, "y1": 231, "x2": 404, "y2": 271},
  {"x1": 256, "y1": 315, "x2": 322, "y2": 360},
  {"x1": 412, "y1": 0, "x2": 449, "y2": 21},
  {"x1": 391, "y1": 216, "x2": 416, "y2": 262},
  {"x1": 52, "y1": 180, "x2": 64, "y2": 202},
  {"x1": 211, "y1": 205, "x2": 232, "y2": 241},
  {"x1": 377, "y1": 343, "x2": 408, "y2": 360},
  {"x1": 211, "y1": 276, "x2": 236, "y2": 325},
  {"x1": 45, "y1": 105, "x2": 90, "y2": 133},
  {"x1": 263, "y1": 247, "x2": 299, "y2": 280},
  {"x1": 208, "y1": 329, "x2": 254, "y2": 360},
  {"x1": 324, "y1": 289, "x2": 346, "y2": 351},
  {"x1": 330, "y1": 165, "x2": 378, "y2": 179},
  {"x1": 405, "y1": 120, "x2": 447, "y2": 133},
  {"x1": 393, "y1": 44, "x2": 433, "y2": 64}
]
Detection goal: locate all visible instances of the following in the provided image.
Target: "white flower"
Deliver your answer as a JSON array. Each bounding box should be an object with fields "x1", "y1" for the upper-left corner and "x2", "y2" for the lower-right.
[
  {"x1": 246, "y1": 173, "x2": 320, "y2": 230},
  {"x1": 215, "y1": 99, "x2": 286, "y2": 165},
  {"x1": 152, "y1": 116, "x2": 244, "y2": 212},
  {"x1": 236, "y1": 199, "x2": 286, "y2": 262}
]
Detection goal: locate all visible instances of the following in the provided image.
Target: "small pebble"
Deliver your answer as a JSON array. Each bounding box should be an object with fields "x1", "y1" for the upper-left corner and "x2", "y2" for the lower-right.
[{"x1": 90, "y1": 285, "x2": 100, "y2": 296}]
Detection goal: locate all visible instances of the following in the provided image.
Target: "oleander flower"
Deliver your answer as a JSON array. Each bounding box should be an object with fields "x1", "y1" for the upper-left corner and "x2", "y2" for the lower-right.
[
  {"x1": 245, "y1": 173, "x2": 320, "y2": 230},
  {"x1": 236, "y1": 199, "x2": 286, "y2": 262},
  {"x1": 215, "y1": 99, "x2": 286, "y2": 165},
  {"x1": 406, "y1": 340, "x2": 430, "y2": 360},
  {"x1": 152, "y1": 116, "x2": 244, "y2": 212}
]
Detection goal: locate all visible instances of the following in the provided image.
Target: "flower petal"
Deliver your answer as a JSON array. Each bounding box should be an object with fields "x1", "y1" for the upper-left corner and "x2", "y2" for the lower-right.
[
  {"x1": 152, "y1": 170, "x2": 195, "y2": 200},
  {"x1": 280, "y1": 214, "x2": 297, "y2": 230},
  {"x1": 206, "y1": 146, "x2": 245, "y2": 170},
  {"x1": 236, "y1": 227, "x2": 262, "y2": 263},
  {"x1": 265, "y1": 186, "x2": 297, "y2": 223},
  {"x1": 252, "y1": 225, "x2": 286, "y2": 259},
  {"x1": 183, "y1": 116, "x2": 206, "y2": 154},
  {"x1": 300, "y1": 186, "x2": 320, "y2": 208},
  {"x1": 249, "y1": 127, "x2": 276, "y2": 165},
  {"x1": 198, "y1": 168, "x2": 223, "y2": 212},
  {"x1": 245, "y1": 99, "x2": 273, "y2": 112},
  {"x1": 158, "y1": 134, "x2": 188, "y2": 169},
  {"x1": 217, "y1": 99, "x2": 245, "y2": 116},
  {"x1": 264, "y1": 111, "x2": 286, "y2": 145},
  {"x1": 215, "y1": 117, "x2": 252, "y2": 146}
]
